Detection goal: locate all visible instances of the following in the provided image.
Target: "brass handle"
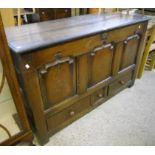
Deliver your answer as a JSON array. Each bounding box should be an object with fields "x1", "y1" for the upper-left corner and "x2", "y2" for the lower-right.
[
  {"x1": 69, "y1": 111, "x2": 75, "y2": 116},
  {"x1": 97, "y1": 93, "x2": 103, "y2": 98},
  {"x1": 42, "y1": 11, "x2": 45, "y2": 15},
  {"x1": 120, "y1": 80, "x2": 125, "y2": 85},
  {"x1": 65, "y1": 9, "x2": 68, "y2": 13}
]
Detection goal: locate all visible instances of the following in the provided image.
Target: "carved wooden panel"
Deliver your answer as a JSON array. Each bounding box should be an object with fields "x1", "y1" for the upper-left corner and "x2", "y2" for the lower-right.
[
  {"x1": 88, "y1": 43, "x2": 114, "y2": 87},
  {"x1": 120, "y1": 33, "x2": 141, "y2": 70},
  {"x1": 38, "y1": 55, "x2": 76, "y2": 110}
]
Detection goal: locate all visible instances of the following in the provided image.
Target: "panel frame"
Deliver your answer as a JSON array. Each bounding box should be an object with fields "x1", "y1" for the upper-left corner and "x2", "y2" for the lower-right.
[
  {"x1": 88, "y1": 42, "x2": 115, "y2": 87},
  {"x1": 37, "y1": 55, "x2": 77, "y2": 110},
  {"x1": 120, "y1": 32, "x2": 142, "y2": 70}
]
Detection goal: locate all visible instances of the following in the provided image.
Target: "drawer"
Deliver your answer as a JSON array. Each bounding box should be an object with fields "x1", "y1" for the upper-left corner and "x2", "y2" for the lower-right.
[
  {"x1": 108, "y1": 71, "x2": 133, "y2": 96},
  {"x1": 91, "y1": 87, "x2": 108, "y2": 106},
  {"x1": 46, "y1": 97, "x2": 90, "y2": 132}
]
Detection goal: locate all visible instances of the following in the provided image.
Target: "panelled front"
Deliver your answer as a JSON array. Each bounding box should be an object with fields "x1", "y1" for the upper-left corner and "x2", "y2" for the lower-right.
[
  {"x1": 19, "y1": 22, "x2": 147, "y2": 141},
  {"x1": 21, "y1": 23, "x2": 144, "y2": 111}
]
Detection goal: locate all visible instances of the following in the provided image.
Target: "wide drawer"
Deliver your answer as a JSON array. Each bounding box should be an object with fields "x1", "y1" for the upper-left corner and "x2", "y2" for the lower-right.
[
  {"x1": 108, "y1": 71, "x2": 133, "y2": 96},
  {"x1": 91, "y1": 87, "x2": 108, "y2": 107},
  {"x1": 46, "y1": 96, "x2": 90, "y2": 132}
]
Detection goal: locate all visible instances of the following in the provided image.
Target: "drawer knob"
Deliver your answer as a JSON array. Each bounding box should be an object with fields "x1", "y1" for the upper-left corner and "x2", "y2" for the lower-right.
[
  {"x1": 120, "y1": 80, "x2": 125, "y2": 85},
  {"x1": 69, "y1": 111, "x2": 75, "y2": 116},
  {"x1": 98, "y1": 93, "x2": 103, "y2": 98}
]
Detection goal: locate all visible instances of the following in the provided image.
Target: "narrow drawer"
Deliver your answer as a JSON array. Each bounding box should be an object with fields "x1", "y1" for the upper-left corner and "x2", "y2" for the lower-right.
[
  {"x1": 46, "y1": 97, "x2": 90, "y2": 132},
  {"x1": 108, "y1": 71, "x2": 133, "y2": 96},
  {"x1": 91, "y1": 87, "x2": 108, "y2": 106}
]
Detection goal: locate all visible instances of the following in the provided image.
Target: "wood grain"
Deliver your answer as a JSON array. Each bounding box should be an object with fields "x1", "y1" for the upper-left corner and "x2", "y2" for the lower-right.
[{"x1": 5, "y1": 12, "x2": 150, "y2": 53}]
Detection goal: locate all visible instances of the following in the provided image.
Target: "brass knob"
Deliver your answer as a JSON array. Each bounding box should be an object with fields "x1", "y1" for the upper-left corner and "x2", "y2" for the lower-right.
[
  {"x1": 42, "y1": 11, "x2": 45, "y2": 15},
  {"x1": 70, "y1": 111, "x2": 75, "y2": 116},
  {"x1": 98, "y1": 93, "x2": 103, "y2": 98},
  {"x1": 120, "y1": 80, "x2": 125, "y2": 85}
]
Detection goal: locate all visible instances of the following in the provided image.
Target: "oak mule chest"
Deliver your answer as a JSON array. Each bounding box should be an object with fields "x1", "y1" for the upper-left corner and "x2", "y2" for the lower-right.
[{"x1": 5, "y1": 13, "x2": 149, "y2": 144}]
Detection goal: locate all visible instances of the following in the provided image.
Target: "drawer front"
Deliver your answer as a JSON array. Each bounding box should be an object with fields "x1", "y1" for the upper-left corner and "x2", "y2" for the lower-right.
[
  {"x1": 91, "y1": 87, "x2": 108, "y2": 106},
  {"x1": 108, "y1": 71, "x2": 133, "y2": 96},
  {"x1": 46, "y1": 97, "x2": 90, "y2": 132}
]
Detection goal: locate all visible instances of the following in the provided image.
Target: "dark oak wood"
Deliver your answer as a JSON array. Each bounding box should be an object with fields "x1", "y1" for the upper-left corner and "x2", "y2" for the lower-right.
[
  {"x1": 38, "y1": 8, "x2": 71, "y2": 22},
  {"x1": 88, "y1": 43, "x2": 114, "y2": 86},
  {"x1": 5, "y1": 13, "x2": 149, "y2": 53},
  {"x1": 0, "y1": 14, "x2": 33, "y2": 145},
  {"x1": 5, "y1": 13, "x2": 149, "y2": 145}
]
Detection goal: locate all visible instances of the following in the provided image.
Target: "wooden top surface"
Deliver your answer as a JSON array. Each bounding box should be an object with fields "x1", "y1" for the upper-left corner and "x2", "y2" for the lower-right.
[{"x1": 5, "y1": 12, "x2": 150, "y2": 54}]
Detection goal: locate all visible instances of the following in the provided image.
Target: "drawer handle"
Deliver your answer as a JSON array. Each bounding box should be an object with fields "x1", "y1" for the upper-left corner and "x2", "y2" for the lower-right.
[
  {"x1": 91, "y1": 43, "x2": 114, "y2": 56},
  {"x1": 69, "y1": 111, "x2": 75, "y2": 116},
  {"x1": 97, "y1": 93, "x2": 103, "y2": 98},
  {"x1": 39, "y1": 56, "x2": 74, "y2": 74},
  {"x1": 124, "y1": 33, "x2": 140, "y2": 44},
  {"x1": 46, "y1": 57, "x2": 74, "y2": 68},
  {"x1": 127, "y1": 34, "x2": 140, "y2": 40},
  {"x1": 119, "y1": 80, "x2": 125, "y2": 85}
]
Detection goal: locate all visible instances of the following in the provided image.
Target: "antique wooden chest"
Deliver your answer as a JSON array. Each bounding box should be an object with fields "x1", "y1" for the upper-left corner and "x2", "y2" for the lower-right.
[{"x1": 5, "y1": 12, "x2": 149, "y2": 144}]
